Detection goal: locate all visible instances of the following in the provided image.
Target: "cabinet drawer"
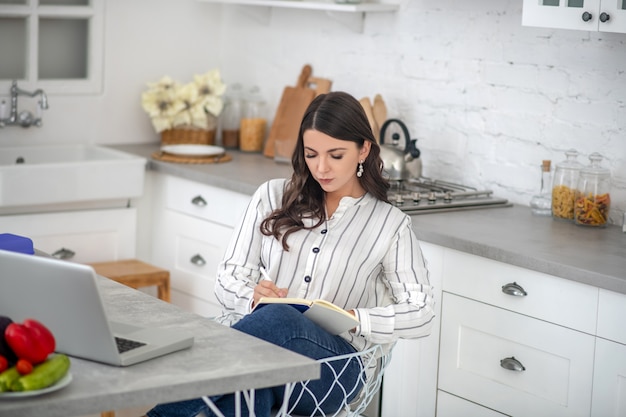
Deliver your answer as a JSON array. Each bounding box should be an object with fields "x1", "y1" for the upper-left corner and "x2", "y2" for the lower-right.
[
  {"x1": 442, "y1": 248, "x2": 598, "y2": 333},
  {"x1": 439, "y1": 293, "x2": 594, "y2": 417},
  {"x1": 437, "y1": 390, "x2": 508, "y2": 417},
  {"x1": 597, "y1": 289, "x2": 626, "y2": 344},
  {"x1": 161, "y1": 175, "x2": 249, "y2": 227},
  {"x1": 591, "y1": 338, "x2": 626, "y2": 417},
  {"x1": 151, "y1": 210, "x2": 233, "y2": 311},
  {"x1": 0, "y1": 208, "x2": 136, "y2": 263}
]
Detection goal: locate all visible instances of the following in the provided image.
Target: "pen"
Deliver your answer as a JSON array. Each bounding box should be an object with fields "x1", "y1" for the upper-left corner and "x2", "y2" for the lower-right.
[{"x1": 259, "y1": 266, "x2": 272, "y2": 282}]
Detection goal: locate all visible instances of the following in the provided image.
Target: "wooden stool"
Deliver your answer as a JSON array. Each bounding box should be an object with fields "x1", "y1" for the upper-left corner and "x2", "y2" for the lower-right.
[
  {"x1": 86, "y1": 259, "x2": 171, "y2": 417},
  {"x1": 88, "y1": 259, "x2": 170, "y2": 302}
]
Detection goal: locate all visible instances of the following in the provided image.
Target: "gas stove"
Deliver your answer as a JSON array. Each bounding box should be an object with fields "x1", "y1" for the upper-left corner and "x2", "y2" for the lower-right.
[{"x1": 388, "y1": 177, "x2": 511, "y2": 214}]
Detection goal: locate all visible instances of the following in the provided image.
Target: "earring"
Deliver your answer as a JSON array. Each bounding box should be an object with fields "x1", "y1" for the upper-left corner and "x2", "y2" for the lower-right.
[{"x1": 357, "y1": 160, "x2": 364, "y2": 178}]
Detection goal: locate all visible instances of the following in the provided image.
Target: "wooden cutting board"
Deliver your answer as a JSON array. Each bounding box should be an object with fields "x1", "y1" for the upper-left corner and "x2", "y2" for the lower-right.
[
  {"x1": 359, "y1": 97, "x2": 378, "y2": 142},
  {"x1": 308, "y1": 76, "x2": 332, "y2": 96},
  {"x1": 264, "y1": 65, "x2": 317, "y2": 158}
]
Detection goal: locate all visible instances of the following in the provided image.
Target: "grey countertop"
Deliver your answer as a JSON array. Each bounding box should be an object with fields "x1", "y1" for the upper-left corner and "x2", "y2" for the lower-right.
[
  {"x1": 112, "y1": 144, "x2": 626, "y2": 295},
  {"x1": 0, "y1": 276, "x2": 319, "y2": 417}
]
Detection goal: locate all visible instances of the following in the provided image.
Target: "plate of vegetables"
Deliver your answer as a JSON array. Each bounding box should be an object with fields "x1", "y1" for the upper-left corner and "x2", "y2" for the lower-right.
[
  {"x1": 0, "y1": 369, "x2": 72, "y2": 398},
  {"x1": 0, "y1": 316, "x2": 71, "y2": 397}
]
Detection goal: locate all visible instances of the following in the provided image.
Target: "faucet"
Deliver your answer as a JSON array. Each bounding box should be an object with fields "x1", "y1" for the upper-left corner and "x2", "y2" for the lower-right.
[{"x1": 0, "y1": 80, "x2": 49, "y2": 128}]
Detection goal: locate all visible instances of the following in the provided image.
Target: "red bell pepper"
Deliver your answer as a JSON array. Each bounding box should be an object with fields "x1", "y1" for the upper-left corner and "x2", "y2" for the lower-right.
[{"x1": 4, "y1": 319, "x2": 56, "y2": 365}]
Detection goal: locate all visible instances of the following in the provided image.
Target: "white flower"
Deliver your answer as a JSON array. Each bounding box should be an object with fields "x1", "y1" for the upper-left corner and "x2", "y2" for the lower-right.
[
  {"x1": 194, "y1": 69, "x2": 226, "y2": 117},
  {"x1": 141, "y1": 79, "x2": 185, "y2": 133},
  {"x1": 141, "y1": 70, "x2": 226, "y2": 133}
]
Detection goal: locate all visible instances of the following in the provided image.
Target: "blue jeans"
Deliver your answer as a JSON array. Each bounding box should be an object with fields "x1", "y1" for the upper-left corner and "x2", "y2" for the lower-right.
[{"x1": 147, "y1": 304, "x2": 363, "y2": 417}]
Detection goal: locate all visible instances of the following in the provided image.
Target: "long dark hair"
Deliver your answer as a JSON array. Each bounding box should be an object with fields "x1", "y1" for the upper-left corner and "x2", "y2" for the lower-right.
[{"x1": 260, "y1": 91, "x2": 390, "y2": 250}]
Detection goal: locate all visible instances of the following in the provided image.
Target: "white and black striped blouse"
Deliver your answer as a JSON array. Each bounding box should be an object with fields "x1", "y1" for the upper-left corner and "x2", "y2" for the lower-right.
[{"x1": 215, "y1": 178, "x2": 435, "y2": 352}]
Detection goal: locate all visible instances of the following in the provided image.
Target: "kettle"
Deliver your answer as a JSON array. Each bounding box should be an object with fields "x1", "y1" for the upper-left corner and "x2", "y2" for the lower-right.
[{"x1": 378, "y1": 119, "x2": 421, "y2": 181}]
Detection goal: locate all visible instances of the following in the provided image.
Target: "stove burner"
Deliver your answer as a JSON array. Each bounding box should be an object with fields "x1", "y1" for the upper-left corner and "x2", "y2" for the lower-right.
[{"x1": 388, "y1": 177, "x2": 511, "y2": 214}]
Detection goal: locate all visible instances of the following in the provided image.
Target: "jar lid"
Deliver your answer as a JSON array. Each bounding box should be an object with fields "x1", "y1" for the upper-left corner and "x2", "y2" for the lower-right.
[
  {"x1": 224, "y1": 83, "x2": 243, "y2": 102},
  {"x1": 581, "y1": 152, "x2": 610, "y2": 177},
  {"x1": 556, "y1": 149, "x2": 584, "y2": 170}
]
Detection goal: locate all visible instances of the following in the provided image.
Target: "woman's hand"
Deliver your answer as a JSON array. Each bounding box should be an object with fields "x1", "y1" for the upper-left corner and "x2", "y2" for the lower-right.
[{"x1": 252, "y1": 281, "x2": 288, "y2": 308}]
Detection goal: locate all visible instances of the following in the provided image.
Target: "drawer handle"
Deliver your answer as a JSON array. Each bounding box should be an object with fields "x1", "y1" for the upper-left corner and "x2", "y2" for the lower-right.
[
  {"x1": 191, "y1": 195, "x2": 207, "y2": 207},
  {"x1": 501, "y1": 282, "x2": 527, "y2": 297},
  {"x1": 190, "y1": 254, "x2": 206, "y2": 266},
  {"x1": 500, "y1": 356, "x2": 526, "y2": 372},
  {"x1": 51, "y1": 248, "x2": 76, "y2": 260}
]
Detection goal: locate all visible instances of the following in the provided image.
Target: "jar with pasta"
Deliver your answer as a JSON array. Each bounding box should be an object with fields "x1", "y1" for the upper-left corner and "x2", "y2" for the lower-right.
[
  {"x1": 574, "y1": 153, "x2": 611, "y2": 227},
  {"x1": 552, "y1": 149, "x2": 583, "y2": 221},
  {"x1": 239, "y1": 86, "x2": 267, "y2": 152}
]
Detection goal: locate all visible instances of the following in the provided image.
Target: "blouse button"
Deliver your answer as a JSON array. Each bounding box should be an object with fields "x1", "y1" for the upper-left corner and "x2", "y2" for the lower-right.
[
  {"x1": 304, "y1": 275, "x2": 312, "y2": 283},
  {"x1": 312, "y1": 247, "x2": 320, "y2": 253},
  {"x1": 321, "y1": 229, "x2": 327, "y2": 234}
]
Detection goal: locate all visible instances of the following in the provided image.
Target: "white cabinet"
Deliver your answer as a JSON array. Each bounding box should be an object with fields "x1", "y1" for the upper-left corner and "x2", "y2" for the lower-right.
[
  {"x1": 442, "y1": 248, "x2": 597, "y2": 334},
  {"x1": 591, "y1": 289, "x2": 626, "y2": 417},
  {"x1": 437, "y1": 248, "x2": 599, "y2": 417},
  {"x1": 381, "y1": 242, "x2": 443, "y2": 417},
  {"x1": 150, "y1": 173, "x2": 250, "y2": 317},
  {"x1": 597, "y1": 288, "x2": 626, "y2": 345},
  {"x1": 591, "y1": 338, "x2": 626, "y2": 417},
  {"x1": 439, "y1": 293, "x2": 595, "y2": 417},
  {"x1": 522, "y1": 0, "x2": 626, "y2": 33},
  {"x1": 0, "y1": 208, "x2": 136, "y2": 263}
]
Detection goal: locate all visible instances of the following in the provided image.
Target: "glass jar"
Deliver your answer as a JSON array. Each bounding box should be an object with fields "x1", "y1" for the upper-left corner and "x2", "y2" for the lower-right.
[
  {"x1": 239, "y1": 86, "x2": 267, "y2": 152},
  {"x1": 574, "y1": 152, "x2": 611, "y2": 227},
  {"x1": 220, "y1": 83, "x2": 243, "y2": 149},
  {"x1": 551, "y1": 149, "x2": 583, "y2": 221}
]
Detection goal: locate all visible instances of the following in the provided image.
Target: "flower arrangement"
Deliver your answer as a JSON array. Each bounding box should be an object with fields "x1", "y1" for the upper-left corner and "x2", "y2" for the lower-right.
[{"x1": 141, "y1": 69, "x2": 226, "y2": 134}]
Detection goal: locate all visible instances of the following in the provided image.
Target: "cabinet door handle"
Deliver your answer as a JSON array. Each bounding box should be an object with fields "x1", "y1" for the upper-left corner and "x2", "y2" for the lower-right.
[
  {"x1": 600, "y1": 12, "x2": 610, "y2": 22},
  {"x1": 581, "y1": 11, "x2": 592, "y2": 22},
  {"x1": 501, "y1": 281, "x2": 527, "y2": 297},
  {"x1": 500, "y1": 356, "x2": 526, "y2": 372},
  {"x1": 51, "y1": 247, "x2": 76, "y2": 260},
  {"x1": 191, "y1": 195, "x2": 207, "y2": 207},
  {"x1": 190, "y1": 254, "x2": 206, "y2": 266}
]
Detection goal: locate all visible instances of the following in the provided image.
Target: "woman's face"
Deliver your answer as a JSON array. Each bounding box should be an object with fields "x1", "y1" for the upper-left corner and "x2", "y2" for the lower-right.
[{"x1": 303, "y1": 129, "x2": 370, "y2": 198}]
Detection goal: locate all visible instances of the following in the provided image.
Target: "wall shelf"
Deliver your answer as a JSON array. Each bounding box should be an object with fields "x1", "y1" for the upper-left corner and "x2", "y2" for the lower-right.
[{"x1": 197, "y1": 0, "x2": 399, "y2": 32}]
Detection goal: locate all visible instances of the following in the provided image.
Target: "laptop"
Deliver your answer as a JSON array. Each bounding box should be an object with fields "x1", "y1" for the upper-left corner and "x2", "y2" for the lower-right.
[{"x1": 0, "y1": 249, "x2": 194, "y2": 366}]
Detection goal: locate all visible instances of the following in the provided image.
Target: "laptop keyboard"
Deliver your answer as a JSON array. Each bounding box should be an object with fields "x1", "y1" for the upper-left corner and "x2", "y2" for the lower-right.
[{"x1": 115, "y1": 337, "x2": 146, "y2": 354}]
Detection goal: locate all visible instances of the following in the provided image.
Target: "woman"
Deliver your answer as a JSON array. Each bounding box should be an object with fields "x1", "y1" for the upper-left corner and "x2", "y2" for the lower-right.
[{"x1": 146, "y1": 91, "x2": 435, "y2": 417}]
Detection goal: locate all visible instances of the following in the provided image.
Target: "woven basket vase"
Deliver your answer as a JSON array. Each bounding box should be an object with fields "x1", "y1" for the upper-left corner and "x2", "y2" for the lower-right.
[{"x1": 161, "y1": 126, "x2": 216, "y2": 146}]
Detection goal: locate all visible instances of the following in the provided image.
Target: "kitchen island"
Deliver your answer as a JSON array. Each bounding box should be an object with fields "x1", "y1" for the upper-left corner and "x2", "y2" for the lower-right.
[
  {"x1": 114, "y1": 143, "x2": 626, "y2": 295},
  {"x1": 0, "y1": 275, "x2": 319, "y2": 417}
]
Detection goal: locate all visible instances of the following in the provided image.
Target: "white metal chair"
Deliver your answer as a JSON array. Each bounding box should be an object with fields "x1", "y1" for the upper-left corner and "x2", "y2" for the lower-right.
[
  {"x1": 272, "y1": 343, "x2": 394, "y2": 417},
  {"x1": 200, "y1": 343, "x2": 393, "y2": 417}
]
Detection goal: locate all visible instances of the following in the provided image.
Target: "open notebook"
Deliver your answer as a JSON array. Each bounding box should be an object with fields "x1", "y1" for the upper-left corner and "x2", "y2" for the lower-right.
[
  {"x1": 0, "y1": 249, "x2": 194, "y2": 366},
  {"x1": 253, "y1": 297, "x2": 359, "y2": 335}
]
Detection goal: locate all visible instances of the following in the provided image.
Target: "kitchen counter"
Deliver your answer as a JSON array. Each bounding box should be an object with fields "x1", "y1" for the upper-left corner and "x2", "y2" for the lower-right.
[
  {"x1": 112, "y1": 143, "x2": 626, "y2": 295},
  {"x1": 0, "y1": 276, "x2": 319, "y2": 417}
]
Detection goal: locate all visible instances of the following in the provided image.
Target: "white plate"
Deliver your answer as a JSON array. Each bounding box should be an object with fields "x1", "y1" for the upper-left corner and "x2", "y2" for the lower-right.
[
  {"x1": 161, "y1": 144, "x2": 225, "y2": 157},
  {"x1": 0, "y1": 372, "x2": 72, "y2": 399}
]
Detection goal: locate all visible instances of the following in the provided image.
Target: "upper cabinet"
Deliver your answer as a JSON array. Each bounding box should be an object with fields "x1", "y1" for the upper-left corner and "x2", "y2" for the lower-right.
[
  {"x1": 522, "y1": 0, "x2": 626, "y2": 33},
  {"x1": 0, "y1": 0, "x2": 104, "y2": 94}
]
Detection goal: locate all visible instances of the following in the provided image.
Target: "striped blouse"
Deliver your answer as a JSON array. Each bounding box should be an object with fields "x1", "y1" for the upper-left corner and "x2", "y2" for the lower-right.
[{"x1": 215, "y1": 178, "x2": 435, "y2": 352}]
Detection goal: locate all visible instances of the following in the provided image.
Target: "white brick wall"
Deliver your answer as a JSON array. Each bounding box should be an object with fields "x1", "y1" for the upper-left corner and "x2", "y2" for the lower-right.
[
  {"x1": 214, "y1": 0, "x2": 626, "y2": 224},
  {"x1": 2, "y1": 0, "x2": 623, "y2": 224}
]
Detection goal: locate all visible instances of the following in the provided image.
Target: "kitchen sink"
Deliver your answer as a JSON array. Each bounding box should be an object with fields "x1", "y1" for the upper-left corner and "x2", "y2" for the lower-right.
[{"x1": 0, "y1": 144, "x2": 146, "y2": 212}]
